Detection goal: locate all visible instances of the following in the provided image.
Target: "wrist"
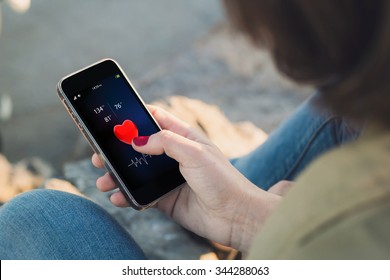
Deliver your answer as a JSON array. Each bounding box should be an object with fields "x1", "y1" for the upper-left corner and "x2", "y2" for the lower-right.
[{"x1": 230, "y1": 186, "x2": 282, "y2": 255}]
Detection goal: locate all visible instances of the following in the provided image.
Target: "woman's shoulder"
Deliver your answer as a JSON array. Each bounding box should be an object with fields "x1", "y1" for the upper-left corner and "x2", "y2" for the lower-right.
[
  {"x1": 301, "y1": 126, "x2": 390, "y2": 191},
  {"x1": 249, "y1": 128, "x2": 390, "y2": 259}
]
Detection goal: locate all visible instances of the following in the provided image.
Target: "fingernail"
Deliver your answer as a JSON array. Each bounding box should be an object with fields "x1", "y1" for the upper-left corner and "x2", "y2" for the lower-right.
[{"x1": 133, "y1": 136, "x2": 149, "y2": 146}]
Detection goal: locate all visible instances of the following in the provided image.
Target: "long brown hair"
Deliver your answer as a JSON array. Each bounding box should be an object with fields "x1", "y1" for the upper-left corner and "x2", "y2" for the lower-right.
[{"x1": 224, "y1": 0, "x2": 390, "y2": 127}]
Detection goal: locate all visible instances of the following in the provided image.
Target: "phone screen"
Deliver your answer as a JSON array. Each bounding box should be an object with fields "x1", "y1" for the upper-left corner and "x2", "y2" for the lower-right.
[{"x1": 59, "y1": 59, "x2": 185, "y2": 207}]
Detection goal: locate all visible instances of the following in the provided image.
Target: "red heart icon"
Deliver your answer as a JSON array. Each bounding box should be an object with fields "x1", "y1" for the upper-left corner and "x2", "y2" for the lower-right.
[{"x1": 113, "y1": 120, "x2": 138, "y2": 145}]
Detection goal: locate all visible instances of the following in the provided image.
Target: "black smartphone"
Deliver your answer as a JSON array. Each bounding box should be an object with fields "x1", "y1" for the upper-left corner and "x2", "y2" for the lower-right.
[{"x1": 57, "y1": 58, "x2": 185, "y2": 210}]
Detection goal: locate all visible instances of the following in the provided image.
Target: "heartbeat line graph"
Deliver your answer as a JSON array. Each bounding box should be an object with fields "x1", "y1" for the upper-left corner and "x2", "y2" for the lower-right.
[{"x1": 127, "y1": 154, "x2": 152, "y2": 168}]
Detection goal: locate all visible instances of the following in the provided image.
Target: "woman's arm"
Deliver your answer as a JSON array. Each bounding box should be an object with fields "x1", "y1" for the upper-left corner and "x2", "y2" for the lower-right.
[{"x1": 92, "y1": 105, "x2": 288, "y2": 254}]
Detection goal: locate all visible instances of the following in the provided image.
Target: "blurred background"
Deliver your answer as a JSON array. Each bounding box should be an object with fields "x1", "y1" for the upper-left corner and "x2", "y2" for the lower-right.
[
  {"x1": 0, "y1": 0, "x2": 223, "y2": 173},
  {"x1": 0, "y1": 0, "x2": 310, "y2": 259}
]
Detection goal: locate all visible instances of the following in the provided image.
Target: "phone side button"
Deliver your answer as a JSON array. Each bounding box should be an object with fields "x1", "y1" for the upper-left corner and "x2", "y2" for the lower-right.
[
  {"x1": 78, "y1": 126, "x2": 98, "y2": 154},
  {"x1": 62, "y1": 100, "x2": 72, "y2": 114},
  {"x1": 76, "y1": 121, "x2": 84, "y2": 131}
]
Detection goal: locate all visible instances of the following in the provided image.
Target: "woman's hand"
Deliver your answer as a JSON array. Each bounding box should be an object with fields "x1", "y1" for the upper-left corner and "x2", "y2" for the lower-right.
[{"x1": 92, "y1": 105, "x2": 286, "y2": 254}]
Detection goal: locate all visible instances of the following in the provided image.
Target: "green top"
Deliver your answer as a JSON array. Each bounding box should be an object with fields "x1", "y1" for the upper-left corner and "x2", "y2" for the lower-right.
[{"x1": 249, "y1": 127, "x2": 390, "y2": 259}]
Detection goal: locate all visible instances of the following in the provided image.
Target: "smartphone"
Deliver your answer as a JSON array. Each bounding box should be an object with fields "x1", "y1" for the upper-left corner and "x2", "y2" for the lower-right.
[{"x1": 57, "y1": 58, "x2": 185, "y2": 210}]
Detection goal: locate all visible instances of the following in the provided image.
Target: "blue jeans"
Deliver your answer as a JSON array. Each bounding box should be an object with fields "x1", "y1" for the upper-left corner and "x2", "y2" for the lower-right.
[
  {"x1": 0, "y1": 190, "x2": 146, "y2": 260},
  {"x1": 231, "y1": 94, "x2": 361, "y2": 190},
  {"x1": 0, "y1": 94, "x2": 361, "y2": 259}
]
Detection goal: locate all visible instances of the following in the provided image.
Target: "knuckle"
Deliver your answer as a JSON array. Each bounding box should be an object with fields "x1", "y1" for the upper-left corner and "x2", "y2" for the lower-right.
[
  {"x1": 187, "y1": 143, "x2": 213, "y2": 162},
  {"x1": 159, "y1": 129, "x2": 174, "y2": 144}
]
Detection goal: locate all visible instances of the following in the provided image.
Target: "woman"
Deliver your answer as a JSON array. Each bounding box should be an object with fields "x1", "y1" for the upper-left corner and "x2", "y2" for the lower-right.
[{"x1": 1, "y1": 0, "x2": 388, "y2": 259}]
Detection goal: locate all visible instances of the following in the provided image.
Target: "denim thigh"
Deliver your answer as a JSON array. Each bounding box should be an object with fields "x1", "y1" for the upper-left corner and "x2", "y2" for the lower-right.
[
  {"x1": 231, "y1": 93, "x2": 361, "y2": 190},
  {"x1": 0, "y1": 189, "x2": 146, "y2": 260}
]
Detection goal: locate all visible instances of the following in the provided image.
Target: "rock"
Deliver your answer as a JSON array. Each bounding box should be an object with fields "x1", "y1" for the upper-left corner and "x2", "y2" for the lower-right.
[
  {"x1": 152, "y1": 96, "x2": 268, "y2": 157},
  {"x1": 0, "y1": 154, "x2": 18, "y2": 203},
  {"x1": 200, "y1": 252, "x2": 219, "y2": 260},
  {"x1": 0, "y1": 154, "x2": 53, "y2": 203},
  {"x1": 44, "y1": 178, "x2": 86, "y2": 198}
]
